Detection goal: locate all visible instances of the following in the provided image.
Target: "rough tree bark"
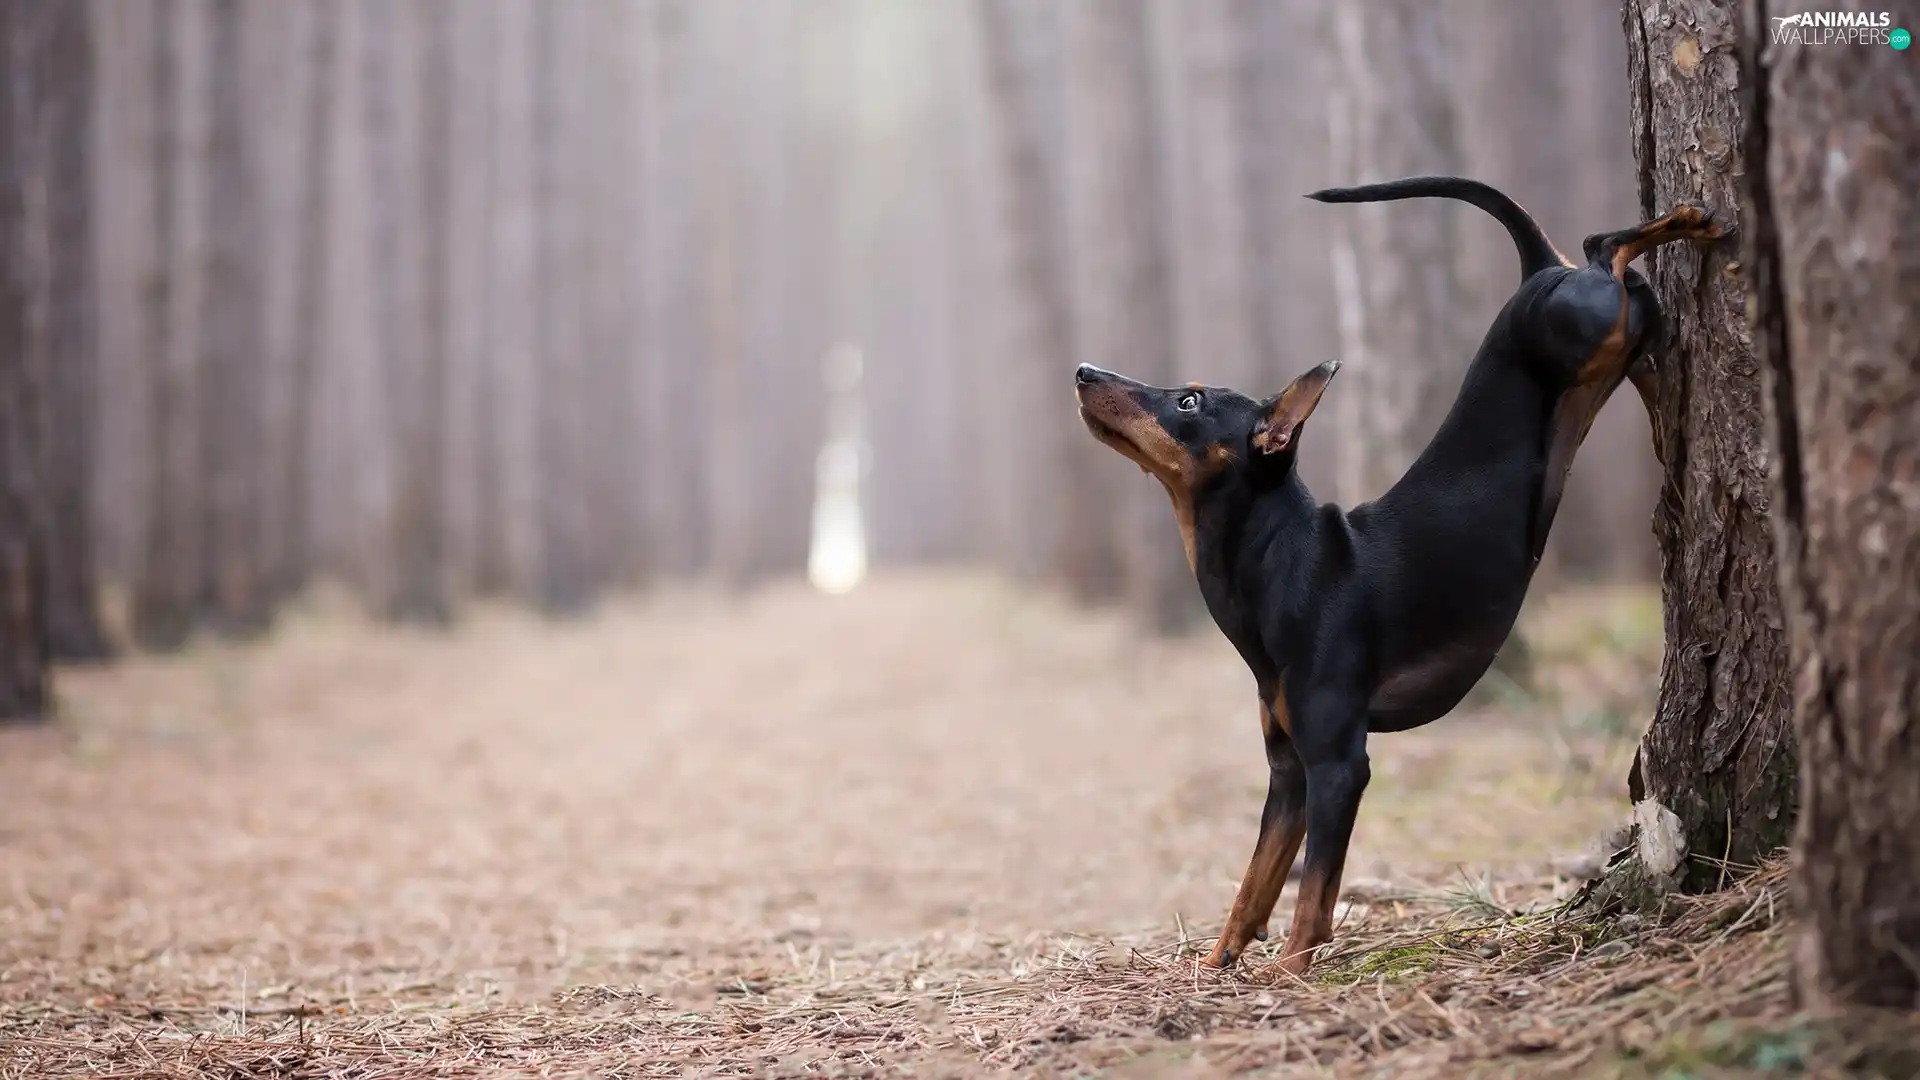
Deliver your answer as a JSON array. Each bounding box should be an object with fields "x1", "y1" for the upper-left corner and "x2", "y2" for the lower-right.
[
  {"x1": 1619, "y1": 0, "x2": 1794, "y2": 895},
  {"x1": 1743, "y1": 0, "x2": 1920, "y2": 1009},
  {"x1": 28, "y1": 0, "x2": 111, "y2": 660},
  {"x1": 0, "y1": 0, "x2": 50, "y2": 719}
]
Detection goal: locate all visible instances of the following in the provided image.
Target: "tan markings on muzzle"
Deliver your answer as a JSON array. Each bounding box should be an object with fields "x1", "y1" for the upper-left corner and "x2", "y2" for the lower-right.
[{"x1": 1078, "y1": 383, "x2": 1203, "y2": 571}]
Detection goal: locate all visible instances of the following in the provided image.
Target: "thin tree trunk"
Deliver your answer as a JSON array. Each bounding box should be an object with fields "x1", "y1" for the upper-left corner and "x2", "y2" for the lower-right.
[
  {"x1": 976, "y1": 0, "x2": 1120, "y2": 599},
  {"x1": 468, "y1": 0, "x2": 515, "y2": 596},
  {"x1": 0, "y1": 0, "x2": 51, "y2": 719},
  {"x1": 1744, "y1": 0, "x2": 1920, "y2": 1009},
  {"x1": 1620, "y1": 0, "x2": 1794, "y2": 895},
  {"x1": 132, "y1": 0, "x2": 199, "y2": 652},
  {"x1": 636, "y1": 0, "x2": 708, "y2": 580},
  {"x1": 28, "y1": 0, "x2": 111, "y2": 660},
  {"x1": 198, "y1": 0, "x2": 269, "y2": 636},
  {"x1": 531, "y1": 0, "x2": 593, "y2": 613},
  {"x1": 383, "y1": 0, "x2": 453, "y2": 624},
  {"x1": 1324, "y1": 0, "x2": 1472, "y2": 506},
  {"x1": 278, "y1": 4, "x2": 334, "y2": 603},
  {"x1": 1230, "y1": 0, "x2": 1339, "y2": 498},
  {"x1": 1160, "y1": 1, "x2": 1253, "y2": 388},
  {"x1": 1066, "y1": 0, "x2": 1193, "y2": 632}
]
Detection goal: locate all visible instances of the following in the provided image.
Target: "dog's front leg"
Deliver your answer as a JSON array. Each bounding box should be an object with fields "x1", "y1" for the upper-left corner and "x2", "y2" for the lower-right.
[
  {"x1": 1274, "y1": 693, "x2": 1371, "y2": 979},
  {"x1": 1203, "y1": 720, "x2": 1307, "y2": 969}
]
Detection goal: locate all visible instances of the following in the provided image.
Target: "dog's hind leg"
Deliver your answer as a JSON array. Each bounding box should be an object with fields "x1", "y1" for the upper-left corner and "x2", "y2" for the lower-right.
[
  {"x1": 1532, "y1": 206, "x2": 1733, "y2": 555},
  {"x1": 1581, "y1": 204, "x2": 1734, "y2": 276},
  {"x1": 1204, "y1": 702, "x2": 1308, "y2": 969}
]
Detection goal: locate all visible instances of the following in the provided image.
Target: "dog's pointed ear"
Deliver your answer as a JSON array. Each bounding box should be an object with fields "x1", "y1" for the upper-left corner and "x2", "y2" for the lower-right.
[{"x1": 1252, "y1": 359, "x2": 1341, "y2": 455}]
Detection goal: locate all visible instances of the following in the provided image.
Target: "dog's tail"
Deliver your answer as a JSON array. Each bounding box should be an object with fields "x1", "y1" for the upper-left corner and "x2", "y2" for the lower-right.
[{"x1": 1307, "y1": 176, "x2": 1563, "y2": 280}]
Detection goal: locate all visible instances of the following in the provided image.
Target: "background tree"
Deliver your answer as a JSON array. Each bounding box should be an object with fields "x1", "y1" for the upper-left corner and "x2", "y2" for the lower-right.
[
  {"x1": 1323, "y1": 0, "x2": 1472, "y2": 506},
  {"x1": 26, "y1": 0, "x2": 111, "y2": 660},
  {"x1": 634, "y1": 0, "x2": 709, "y2": 583},
  {"x1": 375, "y1": 0, "x2": 454, "y2": 623},
  {"x1": 1063, "y1": 0, "x2": 1193, "y2": 631},
  {"x1": 1229, "y1": 0, "x2": 1336, "y2": 439},
  {"x1": 198, "y1": 0, "x2": 271, "y2": 636},
  {"x1": 2, "y1": 1, "x2": 1686, "y2": 717},
  {"x1": 131, "y1": 0, "x2": 202, "y2": 651},
  {"x1": 276, "y1": 3, "x2": 334, "y2": 603},
  {"x1": 0, "y1": 0, "x2": 50, "y2": 718},
  {"x1": 976, "y1": 0, "x2": 1117, "y2": 595},
  {"x1": 1744, "y1": 0, "x2": 1920, "y2": 1008},
  {"x1": 1619, "y1": 0, "x2": 1795, "y2": 895}
]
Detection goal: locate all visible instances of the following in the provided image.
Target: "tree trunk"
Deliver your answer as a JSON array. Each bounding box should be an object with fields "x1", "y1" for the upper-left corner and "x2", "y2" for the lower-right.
[
  {"x1": 1620, "y1": 0, "x2": 1794, "y2": 894},
  {"x1": 278, "y1": 4, "x2": 334, "y2": 603},
  {"x1": 636, "y1": 0, "x2": 709, "y2": 580},
  {"x1": 28, "y1": 0, "x2": 111, "y2": 660},
  {"x1": 1158, "y1": 1, "x2": 1253, "y2": 387},
  {"x1": 1743, "y1": 0, "x2": 1920, "y2": 1009},
  {"x1": 0, "y1": 0, "x2": 50, "y2": 719},
  {"x1": 132, "y1": 0, "x2": 201, "y2": 651},
  {"x1": 198, "y1": 0, "x2": 270, "y2": 636},
  {"x1": 382, "y1": 0, "x2": 454, "y2": 624},
  {"x1": 689, "y1": 2, "x2": 759, "y2": 590},
  {"x1": 531, "y1": 0, "x2": 594, "y2": 613},
  {"x1": 976, "y1": 0, "x2": 1122, "y2": 599},
  {"x1": 469, "y1": 0, "x2": 516, "y2": 596},
  {"x1": 1064, "y1": 0, "x2": 1194, "y2": 632},
  {"x1": 1324, "y1": 0, "x2": 1472, "y2": 506}
]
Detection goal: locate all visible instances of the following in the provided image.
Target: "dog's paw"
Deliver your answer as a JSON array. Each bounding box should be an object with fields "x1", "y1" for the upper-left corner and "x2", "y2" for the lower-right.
[
  {"x1": 1685, "y1": 205, "x2": 1738, "y2": 247},
  {"x1": 1200, "y1": 945, "x2": 1237, "y2": 969}
]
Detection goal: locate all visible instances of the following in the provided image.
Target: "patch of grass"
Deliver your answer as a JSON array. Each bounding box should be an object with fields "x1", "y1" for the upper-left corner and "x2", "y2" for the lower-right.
[{"x1": 1342, "y1": 941, "x2": 1451, "y2": 980}]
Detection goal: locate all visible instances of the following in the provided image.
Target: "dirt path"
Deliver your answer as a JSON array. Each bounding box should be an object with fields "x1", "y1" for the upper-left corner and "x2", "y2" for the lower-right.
[{"x1": 2, "y1": 574, "x2": 1681, "y2": 1077}]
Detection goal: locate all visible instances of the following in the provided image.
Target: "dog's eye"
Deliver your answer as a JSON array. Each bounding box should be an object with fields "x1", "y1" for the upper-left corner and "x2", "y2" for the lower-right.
[{"x1": 1177, "y1": 392, "x2": 1200, "y2": 412}]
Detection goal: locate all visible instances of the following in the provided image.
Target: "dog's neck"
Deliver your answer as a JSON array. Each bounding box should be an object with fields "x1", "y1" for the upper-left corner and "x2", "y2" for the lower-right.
[{"x1": 1190, "y1": 465, "x2": 1321, "y2": 658}]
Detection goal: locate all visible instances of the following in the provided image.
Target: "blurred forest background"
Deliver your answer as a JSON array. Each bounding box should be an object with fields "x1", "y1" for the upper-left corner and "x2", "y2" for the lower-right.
[{"x1": 5, "y1": 0, "x2": 1651, "y2": 681}]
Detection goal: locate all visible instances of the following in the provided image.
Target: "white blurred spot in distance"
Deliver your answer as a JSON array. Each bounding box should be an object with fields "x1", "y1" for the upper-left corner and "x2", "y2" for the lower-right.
[
  {"x1": 809, "y1": 443, "x2": 866, "y2": 595},
  {"x1": 809, "y1": 345, "x2": 868, "y2": 596}
]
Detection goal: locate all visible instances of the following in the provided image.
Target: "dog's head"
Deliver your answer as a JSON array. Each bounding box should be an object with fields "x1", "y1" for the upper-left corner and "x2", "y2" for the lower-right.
[{"x1": 1073, "y1": 360, "x2": 1340, "y2": 499}]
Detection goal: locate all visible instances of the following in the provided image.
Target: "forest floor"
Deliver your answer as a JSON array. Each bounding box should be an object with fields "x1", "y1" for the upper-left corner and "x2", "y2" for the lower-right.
[{"x1": 0, "y1": 573, "x2": 1858, "y2": 1078}]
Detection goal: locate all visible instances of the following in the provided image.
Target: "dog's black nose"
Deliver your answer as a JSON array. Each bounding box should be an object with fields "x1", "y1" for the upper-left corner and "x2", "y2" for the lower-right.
[{"x1": 1075, "y1": 364, "x2": 1102, "y2": 385}]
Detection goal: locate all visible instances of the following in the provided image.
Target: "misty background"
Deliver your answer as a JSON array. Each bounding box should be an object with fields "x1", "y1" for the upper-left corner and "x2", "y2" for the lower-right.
[{"x1": 29, "y1": 0, "x2": 1650, "y2": 649}]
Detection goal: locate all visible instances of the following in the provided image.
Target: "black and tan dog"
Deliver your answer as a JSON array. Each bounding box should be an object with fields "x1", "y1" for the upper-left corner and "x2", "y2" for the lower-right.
[{"x1": 1074, "y1": 177, "x2": 1729, "y2": 976}]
